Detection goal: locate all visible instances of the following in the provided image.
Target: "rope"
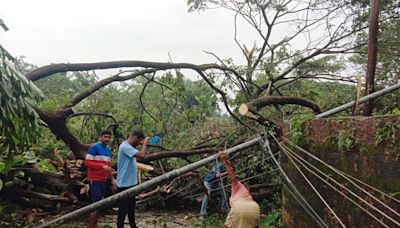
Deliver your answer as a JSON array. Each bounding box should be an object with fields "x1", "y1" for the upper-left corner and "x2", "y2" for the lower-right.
[
  {"x1": 275, "y1": 136, "x2": 398, "y2": 227},
  {"x1": 183, "y1": 168, "x2": 280, "y2": 200},
  {"x1": 164, "y1": 150, "x2": 256, "y2": 200},
  {"x1": 260, "y1": 135, "x2": 329, "y2": 228},
  {"x1": 281, "y1": 136, "x2": 400, "y2": 220},
  {"x1": 169, "y1": 151, "x2": 280, "y2": 199},
  {"x1": 216, "y1": 157, "x2": 229, "y2": 209}
]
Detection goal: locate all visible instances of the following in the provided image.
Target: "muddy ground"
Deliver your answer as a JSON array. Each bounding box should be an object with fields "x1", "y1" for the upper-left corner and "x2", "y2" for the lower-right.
[{"x1": 53, "y1": 209, "x2": 225, "y2": 228}]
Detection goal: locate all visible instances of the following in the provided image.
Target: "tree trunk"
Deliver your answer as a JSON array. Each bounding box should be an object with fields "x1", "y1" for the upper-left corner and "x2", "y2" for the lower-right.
[
  {"x1": 362, "y1": 0, "x2": 379, "y2": 116},
  {"x1": 36, "y1": 108, "x2": 88, "y2": 159}
]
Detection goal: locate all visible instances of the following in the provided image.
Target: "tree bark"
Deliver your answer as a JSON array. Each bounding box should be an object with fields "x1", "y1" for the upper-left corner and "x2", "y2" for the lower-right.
[
  {"x1": 239, "y1": 96, "x2": 322, "y2": 119},
  {"x1": 2, "y1": 187, "x2": 69, "y2": 202},
  {"x1": 35, "y1": 108, "x2": 88, "y2": 159},
  {"x1": 26, "y1": 169, "x2": 68, "y2": 192},
  {"x1": 26, "y1": 61, "x2": 238, "y2": 82}
]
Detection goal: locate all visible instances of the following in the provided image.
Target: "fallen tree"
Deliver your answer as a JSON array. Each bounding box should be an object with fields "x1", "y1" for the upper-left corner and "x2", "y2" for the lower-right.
[{"x1": 39, "y1": 136, "x2": 263, "y2": 227}]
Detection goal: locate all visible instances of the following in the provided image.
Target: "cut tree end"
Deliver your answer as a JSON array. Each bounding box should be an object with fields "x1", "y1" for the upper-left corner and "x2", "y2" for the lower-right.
[{"x1": 239, "y1": 104, "x2": 259, "y2": 119}]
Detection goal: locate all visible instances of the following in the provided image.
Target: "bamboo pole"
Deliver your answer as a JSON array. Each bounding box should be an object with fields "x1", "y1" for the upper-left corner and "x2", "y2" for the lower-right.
[
  {"x1": 39, "y1": 136, "x2": 262, "y2": 227},
  {"x1": 316, "y1": 83, "x2": 400, "y2": 118}
]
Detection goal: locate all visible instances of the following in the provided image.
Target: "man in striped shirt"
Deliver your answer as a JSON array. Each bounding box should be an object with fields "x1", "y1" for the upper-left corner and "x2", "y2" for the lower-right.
[{"x1": 85, "y1": 129, "x2": 117, "y2": 228}]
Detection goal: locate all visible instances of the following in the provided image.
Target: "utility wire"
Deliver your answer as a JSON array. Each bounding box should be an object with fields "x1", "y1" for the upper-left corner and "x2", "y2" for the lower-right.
[
  {"x1": 261, "y1": 135, "x2": 329, "y2": 228},
  {"x1": 282, "y1": 137, "x2": 400, "y2": 220},
  {"x1": 278, "y1": 143, "x2": 345, "y2": 227},
  {"x1": 274, "y1": 135, "x2": 397, "y2": 227},
  {"x1": 183, "y1": 168, "x2": 279, "y2": 200},
  {"x1": 279, "y1": 140, "x2": 391, "y2": 228},
  {"x1": 164, "y1": 150, "x2": 249, "y2": 200},
  {"x1": 167, "y1": 151, "x2": 279, "y2": 200},
  {"x1": 341, "y1": 170, "x2": 400, "y2": 204}
]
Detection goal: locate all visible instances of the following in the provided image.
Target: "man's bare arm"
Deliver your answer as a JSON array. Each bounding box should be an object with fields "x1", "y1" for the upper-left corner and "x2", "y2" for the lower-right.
[
  {"x1": 219, "y1": 151, "x2": 238, "y2": 184},
  {"x1": 135, "y1": 137, "x2": 150, "y2": 158}
]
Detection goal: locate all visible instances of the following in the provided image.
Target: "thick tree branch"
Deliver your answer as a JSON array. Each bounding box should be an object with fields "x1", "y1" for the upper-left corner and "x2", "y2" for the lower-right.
[
  {"x1": 239, "y1": 96, "x2": 322, "y2": 120},
  {"x1": 26, "y1": 61, "x2": 239, "y2": 82},
  {"x1": 35, "y1": 108, "x2": 89, "y2": 159}
]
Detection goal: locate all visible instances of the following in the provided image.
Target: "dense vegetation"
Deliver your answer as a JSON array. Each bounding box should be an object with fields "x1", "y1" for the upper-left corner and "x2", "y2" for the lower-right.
[{"x1": 0, "y1": 0, "x2": 399, "y2": 226}]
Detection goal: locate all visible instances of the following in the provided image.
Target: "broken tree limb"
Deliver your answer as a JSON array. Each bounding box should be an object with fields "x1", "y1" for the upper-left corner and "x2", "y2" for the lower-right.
[
  {"x1": 26, "y1": 61, "x2": 239, "y2": 82},
  {"x1": 39, "y1": 136, "x2": 262, "y2": 227},
  {"x1": 2, "y1": 187, "x2": 69, "y2": 202},
  {"x1": 25, "y1": 169, "x2": 68, "y2": 192},
  {"x1": 239, "y1": 96, "x2": 322, "y2": 119}
]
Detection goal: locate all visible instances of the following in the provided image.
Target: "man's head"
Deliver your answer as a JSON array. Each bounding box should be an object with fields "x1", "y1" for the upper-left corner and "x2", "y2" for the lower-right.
[
  {"x1": 151, "y1": 130, "x2": 157, "y2": 137},
  {"x1": 99, "y1": 129, "x2": 112, "y2": 145},
  {"x1": 128, "y1": 130, "x2": 145, "y2": 146}
]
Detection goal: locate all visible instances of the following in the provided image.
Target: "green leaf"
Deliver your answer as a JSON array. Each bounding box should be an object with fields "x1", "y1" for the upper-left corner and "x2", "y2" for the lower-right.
[
  {"x1": 0, "y1": 162, "x2": 5, "y2": 173},
  {"x1": 35, "y1": 159, "x2": 57, "y2": 173}
]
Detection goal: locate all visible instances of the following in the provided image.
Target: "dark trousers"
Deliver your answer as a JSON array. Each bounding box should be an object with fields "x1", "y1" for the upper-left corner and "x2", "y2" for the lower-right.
[{"x1": 117, "y1": 186, "x2": 137, "y2": 228}]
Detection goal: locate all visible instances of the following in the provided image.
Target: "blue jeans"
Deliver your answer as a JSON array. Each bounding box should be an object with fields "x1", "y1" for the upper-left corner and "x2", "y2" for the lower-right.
[{"x1": 200, "y1": 180, "x2": 228, "y2": 216}]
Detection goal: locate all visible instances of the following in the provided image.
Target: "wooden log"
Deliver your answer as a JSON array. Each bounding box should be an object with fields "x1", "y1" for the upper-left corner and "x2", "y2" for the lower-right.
[
  {"x1": 2, "y1": 190, "x2": 62, "y2": 211},
  {"x1": 2, "y1": 187, "x2": 69, "y2": 202},
  {"x1": 25, "y1": 169, "x2": 67, "y2": 192},
  {"x1": 137, "y1": 162, "x2": 154, "y2": 172},
  {"x1": 39, "y1": 136, "x2": 262, "y2": 227}
]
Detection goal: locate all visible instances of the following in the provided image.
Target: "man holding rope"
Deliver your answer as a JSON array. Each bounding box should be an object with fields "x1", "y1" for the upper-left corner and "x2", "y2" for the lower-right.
[
  {"x1": 199, "y1": 160, "x2": 228, "y2": 220},
  {"x1": 219, "y1": 151, "x2": 260, "y2": 228}
]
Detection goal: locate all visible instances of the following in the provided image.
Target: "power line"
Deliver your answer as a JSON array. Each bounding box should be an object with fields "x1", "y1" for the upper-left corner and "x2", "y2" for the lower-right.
[
  {"x1": 261, "y1": 135, "x2": 329, "y2": 228},
  {"x1": 274, "y1": 135, "x2": 398, "y2": 227},
  {"x1": 279, "y1": 143, "x2": 345, "y2": 227},
  {"x1": 282, "y1": 137, "x2": 400, "y2": 220},
  {"x1": 167, "y1": 151, "x2": 279, "y2": 200},
  {"x1": 279, "y1": 141, "x2": 390, "y2": 228},
  {"x1": 182, "y1": 168, "x2": 280, "y2": 200}
]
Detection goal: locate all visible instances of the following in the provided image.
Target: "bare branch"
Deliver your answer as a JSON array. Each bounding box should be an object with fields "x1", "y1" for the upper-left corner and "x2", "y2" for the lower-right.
[
  {"x1": 64, "y1": 69, "x2": 156, "y2": 108},
  {"x1": 139, "y1": 72, "x2": 158, "y2": 122},
  {"x1": 67, "y1": 112, "x2": 117, "y2": 123}
]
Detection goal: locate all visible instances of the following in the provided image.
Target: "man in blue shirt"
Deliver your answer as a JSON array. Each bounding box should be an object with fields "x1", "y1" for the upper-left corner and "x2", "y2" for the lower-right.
[
  {"x1": 200, "y1": 162, "x2": 228, "y2": 219},
  {"x1": 116, "y1": 130, "x2": 150, "y2": 228},
  {"x1": 149, "y1": 130, "x2": 161, "y2": 145}
]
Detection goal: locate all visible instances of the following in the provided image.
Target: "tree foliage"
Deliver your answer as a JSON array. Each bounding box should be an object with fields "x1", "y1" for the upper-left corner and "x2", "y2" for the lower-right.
[{"x1": 0, "y1": 46, "x2": 43, "y2": 169}]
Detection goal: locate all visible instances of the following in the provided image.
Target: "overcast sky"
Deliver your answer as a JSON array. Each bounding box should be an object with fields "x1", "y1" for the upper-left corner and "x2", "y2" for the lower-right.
[{"x1": 0, "y1": 0, "x2": 267, "y2": 69}]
